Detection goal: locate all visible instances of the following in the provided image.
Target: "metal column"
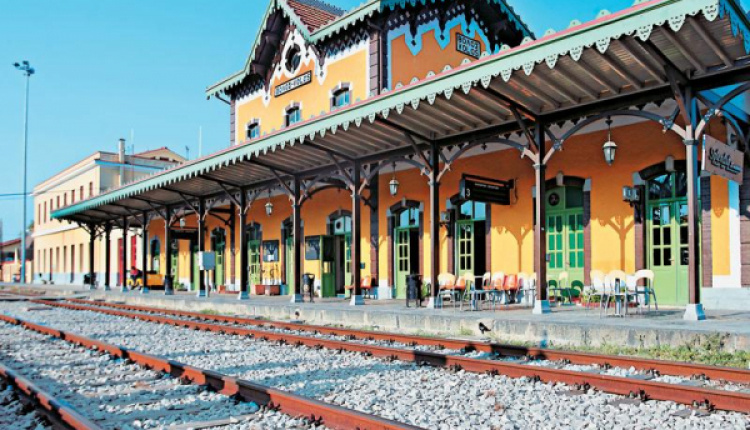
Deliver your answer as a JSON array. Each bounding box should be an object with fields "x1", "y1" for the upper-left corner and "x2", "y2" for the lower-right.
[
  {"x1": 533, "y1": 123, "x2": 551, "y2": 314},
  {"x1": 164, "y1": 206, "x2": 174, "y2": 296},
  {"x1": 141, "y1": 212, "x2": 149, "y2": 294},
  {"x1": 291, "y1": 179, "x2": 304, "y2": 303},
  {"x1": 427, "y1": 142, "x2": 441, "y2": 308},
  {"x1": 238, "y1": 190, "x2": 250, "y2": 300},
  {"x1": 87, "y1": 225, "x2": 96, "y2": 290},
  {"x1": 351, "y1": 162, "x2": 364, "y2": 306},
  {"x1": 104, "y1": 225, "x2": 111, "y2": 291},
  {"x1": 121, "y1": 217, "x2": 128, "y2": 293},
  {"x1": 197, "y1": 198, "x2": 207, "y2": 298},
  {"x1": 683, "y1": 89, "x2": 705, "y2": 321}
]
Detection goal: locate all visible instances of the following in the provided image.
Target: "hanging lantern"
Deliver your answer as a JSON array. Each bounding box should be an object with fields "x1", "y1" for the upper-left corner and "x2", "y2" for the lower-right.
[
  {"x1": 265, "y1": 190, "x2": 273, "y2": 216},
  {"x1": 389, "y1": 162, "x2": 400, "y2": 197},
  {"x1": 603, "y1": 117, "x2": 617, "y2": 166}
]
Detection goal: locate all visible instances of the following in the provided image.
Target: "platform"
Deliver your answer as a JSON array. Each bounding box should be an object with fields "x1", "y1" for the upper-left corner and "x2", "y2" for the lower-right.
[{"x1": 3, "y1": 282, "x2": 750, "y2": 353}]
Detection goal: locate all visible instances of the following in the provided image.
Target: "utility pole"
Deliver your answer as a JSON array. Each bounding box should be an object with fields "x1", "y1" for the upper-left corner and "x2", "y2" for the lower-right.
[{"x1": 14, "y1": 61, "x2": 35, "y2": 284}]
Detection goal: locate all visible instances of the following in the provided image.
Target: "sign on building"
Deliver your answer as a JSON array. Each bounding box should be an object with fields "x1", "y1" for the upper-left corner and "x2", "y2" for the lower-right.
[
  {"x1": 274, "y1": 71, "x2": 313, "y2": 97},
  {"x1": 460, "y1": 174, "x2": 514, "y2": 205},
  {"x1": 702, "y1": 135, "x2": 744, "y2": 184},
  {"x1": 456, "y1": 34, "x2": 481, "y2": 59}
]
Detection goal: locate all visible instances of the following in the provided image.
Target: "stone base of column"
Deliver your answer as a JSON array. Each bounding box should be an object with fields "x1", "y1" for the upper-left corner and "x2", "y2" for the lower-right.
[
  {"x1": 196, "y1": 290, "x2": 207, "y2": 298},
  {"x1": 290, "y1": 294, "x2": 304, "y2": 304},
  {"x1": 88, "y1": 284, "x2": 96, "y2": 290},
  {"x1": 426, "y1": 296, "x2": 442, "y2": 309},
  {"x1": 120, "y1": 286, "x2": 128, "y2": 293},
  {"x1": 140, "y1": 287, "x2": 149, "y2": 294},
  {"x1": 683, "y1": 303, "x2": 706, "y2": 321},
  {"x1": 350, "y1": 295, "x2": 364, "y2": 306},
  {"x1": 164, "y1": 289, "x2": 174, "y2": 296},
  {"x1": 532, "y1": 300, "x2": 551, "y2": 315},
  {"x1": 237, "y1": 291, "x2": 250, "y2": 300},
  {"x1": 103, "y1": 285, "x2": 111, "y2": 291}
]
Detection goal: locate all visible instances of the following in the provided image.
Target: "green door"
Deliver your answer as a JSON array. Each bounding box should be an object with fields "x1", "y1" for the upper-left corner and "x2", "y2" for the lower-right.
[
  {"x1": 321, "y1": 236, "x2": 335, "y2": 297},
  {"x1": 169, "y1": 239, "x2": 179, "y2": 283},
  {"x1": 646, "y1": 172, "x2": 689, "y2": 306},
  {"x1": 212, "y1": 230, "x2": 226, "y2": 287},
  {"x1": 546, "y1": 188, "x2": 585, "y2": 295},
  {"x1": 284, "y1": 236, "x2": 294, "y2": 294},
  {"x1": 248, "y1": 240, "x2": 261, "y2": 287},
  {"x1": 395, "y1": 228, "x2": 414, "y2": 298}
]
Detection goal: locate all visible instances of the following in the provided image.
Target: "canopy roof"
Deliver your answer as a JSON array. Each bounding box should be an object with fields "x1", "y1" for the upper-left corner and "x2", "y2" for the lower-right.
[{"x1": 55, "y1": 0, "x2": 750, "y2": 226}]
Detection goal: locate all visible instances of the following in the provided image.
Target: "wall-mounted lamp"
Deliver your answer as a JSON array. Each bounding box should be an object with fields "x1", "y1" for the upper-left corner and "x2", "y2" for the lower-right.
[
  {"x1": 389, "y1": 162, "x2": 400, "y2": 197},
  {"x1": 265, "y1": 190, "x2": 273, "y2": 216},
  {"x1": 622, "y1": 186, "x2": 641, "y2": 206},
  {"x1": 179, "y1": 218, "x2": 186, "y2": 228},
  {"x1": 603, "y1": 117, "x2": 617, "y2": 166}
]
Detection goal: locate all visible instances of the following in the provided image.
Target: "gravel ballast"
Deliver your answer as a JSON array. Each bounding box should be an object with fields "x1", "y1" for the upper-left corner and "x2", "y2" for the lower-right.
[
  {"x1": 2, "y1": 302, "x2": 748, "y2": 430},
  {"x1": 0, "y1": 321, "x2": 327, "y2": 430}
]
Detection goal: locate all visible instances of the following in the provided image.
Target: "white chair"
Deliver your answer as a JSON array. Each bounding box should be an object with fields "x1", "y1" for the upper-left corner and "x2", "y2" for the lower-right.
[
  {"x1": 633, "y1": 269, "x2": 658, "y2": 311},
  {"x1": 518, "y1": 272, "x2": 537, "y2": 307},
  {"x1": 602, "y1": 270, "x2": 629, "y2": 317},
  {"x1": 585, "y1": 270, "x2": 606, "y2": 310}
]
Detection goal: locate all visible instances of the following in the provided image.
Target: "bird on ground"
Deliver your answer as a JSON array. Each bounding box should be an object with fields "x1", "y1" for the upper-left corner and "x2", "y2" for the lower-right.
[
  {"x1": 478, "y1": 322, "x2": 491, "y2": 335},
  {"x1": 294, "y1": 311, "x2": 300, "y2": 319}
]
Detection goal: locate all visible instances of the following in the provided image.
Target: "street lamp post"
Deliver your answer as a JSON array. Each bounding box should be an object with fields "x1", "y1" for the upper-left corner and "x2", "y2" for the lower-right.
[{"x1": 14, "y1": 61, "x2": 35, "y2": 284}]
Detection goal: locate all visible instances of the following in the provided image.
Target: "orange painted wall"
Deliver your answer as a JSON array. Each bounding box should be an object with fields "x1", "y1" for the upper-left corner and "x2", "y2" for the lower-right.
[{"x1": 390, "y1": 22, "x2": 488, "y2": 88}]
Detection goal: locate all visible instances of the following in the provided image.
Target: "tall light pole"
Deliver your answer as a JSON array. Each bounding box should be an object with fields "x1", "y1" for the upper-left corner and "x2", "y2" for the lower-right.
[{"x1": 14, "y1": 61, "x2": 34, "y2": 284}]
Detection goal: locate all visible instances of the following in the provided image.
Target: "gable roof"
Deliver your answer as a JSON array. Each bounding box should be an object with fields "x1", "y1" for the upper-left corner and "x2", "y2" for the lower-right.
[
  {"x1": 206, "y1": 0, "x2": 533, "y2": 98},
  {"x1": 287, "y1": 0, "x2": 346, "y2": 31}
]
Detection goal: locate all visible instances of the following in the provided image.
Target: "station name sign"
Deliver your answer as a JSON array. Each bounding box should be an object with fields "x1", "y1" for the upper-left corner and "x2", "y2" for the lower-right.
[
  {"x1": 274, "y1": 71, "x2": 312, "y2": 97},
  {"x1": 456, "y1": 34, "x2": 481, "y2": 59},
  {"x1": 460, "y1": 174, "x2": 514, "y2": 205},
  {"x1": 702, "y1": 135, "x2": 744, "y2": 184}
]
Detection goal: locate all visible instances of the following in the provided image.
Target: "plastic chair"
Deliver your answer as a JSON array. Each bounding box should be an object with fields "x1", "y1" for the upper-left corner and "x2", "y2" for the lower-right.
[
  {"x1": 602, "y1": 270, "x2": 629, "y2": 317},
  {"x1": 437, "y1": 273, "x2": 457, "y2": 306},
  {"x1": 585, "y1": 270, "x2": 606, "y2": 310},
  {"x1": 633, "y1": 269, "x2": 658, "y2": 311}
]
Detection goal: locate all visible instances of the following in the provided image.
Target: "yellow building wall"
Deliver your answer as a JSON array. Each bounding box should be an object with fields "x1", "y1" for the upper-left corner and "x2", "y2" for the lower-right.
[
  {"x1": 711, "y1": 176, "x2": 731, "y2": 276},
  {"x1": 234, "y1": 33, "x2": 370, "y2": 145}
]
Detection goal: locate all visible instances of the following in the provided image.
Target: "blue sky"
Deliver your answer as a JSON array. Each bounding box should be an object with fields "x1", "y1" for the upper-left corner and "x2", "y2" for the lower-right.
[{"x1": 0, "y1": 0, "x2": 735, "y2": 240}]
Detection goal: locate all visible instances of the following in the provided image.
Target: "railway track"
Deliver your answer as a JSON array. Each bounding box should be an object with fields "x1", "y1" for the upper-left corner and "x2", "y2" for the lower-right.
[
  {"x1": 0, "y1": 360, "x2": 101, "y2": 430},
  {"x1": 62, "y1": 298, "x2": 750, "y2": 385},
  {"x1": 31, "y1": 299, "x2": 750, "y2": 415},
  {"x1": 0, "y1": 313, "x2": 420, "y2": 430}
]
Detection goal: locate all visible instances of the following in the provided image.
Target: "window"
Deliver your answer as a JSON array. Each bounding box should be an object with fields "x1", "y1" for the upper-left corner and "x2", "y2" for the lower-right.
[
  {"x1": 63, "y1": 194, "x2": 67, "y2": 207},
  {"x1": 246, "y1": 121, "x2": 260, "y2": 140},
  {"x1": 70, "y1": 190, "x2": 75, "y2": 204},
  {"x1": 331, "y1": 86, "x2": 351, "y2": 110},
  {"x1": 80, "y1": 186, "x2": 84, "y2": 201},
  {"x1": 89, "y1": 182, "x2": 94, "y2": 197},
  {"x1": 397, "y1": 208, "x2": 419, "y2": 228},
  {"x1": 285, "y1": 105, "x2": 301, "y2": 127},
  {"x1": 43, "y1": 202, "x2": 47, "y2": 224},
  {"x1": 285, "y1": 45, "x2": 302, "y2": 73}
]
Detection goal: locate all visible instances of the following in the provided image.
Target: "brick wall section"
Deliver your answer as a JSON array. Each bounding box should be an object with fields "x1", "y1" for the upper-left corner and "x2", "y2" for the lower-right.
[
  {"x1": 701, "y1": 176, "x2": 712, "y2": 287},
  {"x1": 740, "y1": 165, "x2": 750, "y2": 285},
  {"x1": 583, "y1": 190, "x2": 592, "y2": 286},
  {"x1": 369, "y1": 173, "x2": 379, "y2": 280},
  {"x1": 230, "y1": 99, "x2": 236, "y2": 146}
]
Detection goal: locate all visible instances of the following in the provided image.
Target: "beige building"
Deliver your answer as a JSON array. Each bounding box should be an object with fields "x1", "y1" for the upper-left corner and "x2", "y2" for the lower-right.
[
  {"x1": 0, "y1": 237, "x2": 33, "y2": 283},
  {"x1": 33, "y1": 141, "x2": 184, "y2": 286}
]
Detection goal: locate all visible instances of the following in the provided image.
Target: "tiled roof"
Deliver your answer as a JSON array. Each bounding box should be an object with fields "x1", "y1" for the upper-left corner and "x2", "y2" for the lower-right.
[{"x1": 287, "y1": 0, "x2": 345, "y2": 32}]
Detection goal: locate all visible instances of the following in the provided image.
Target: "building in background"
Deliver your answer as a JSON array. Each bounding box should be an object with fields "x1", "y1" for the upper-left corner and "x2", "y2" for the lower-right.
[
  {"x1": 33, "y1": 141, "x2": 184, "y2": 285},
  {"x1": 0, "y1": 237, "x2": 33, "y2": 283}
]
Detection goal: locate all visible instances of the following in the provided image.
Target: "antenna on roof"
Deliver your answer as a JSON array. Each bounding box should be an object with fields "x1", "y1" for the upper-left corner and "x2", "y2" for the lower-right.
[{"x1": 185, "y1": 145, "x2": 190, "y2": 161}]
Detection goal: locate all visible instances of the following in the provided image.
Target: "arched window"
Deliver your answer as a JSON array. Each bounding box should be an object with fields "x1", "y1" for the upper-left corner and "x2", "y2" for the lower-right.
[
  {"x1": 331, "y1": 83, "x2": 351, "y2": 110},
  {"x1": 150, "y1": 238, "x2": 161, "y2": 273},
  {"x1": 246, "y1": 120, "x2": 261, "y2": 140},
  {"x1": 285, "y1": 103, "x2": 302, "y2": 127}
]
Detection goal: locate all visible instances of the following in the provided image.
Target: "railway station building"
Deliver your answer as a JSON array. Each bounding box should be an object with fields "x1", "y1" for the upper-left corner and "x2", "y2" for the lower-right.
[{"x1": 51, "y1": 0, "x2": 750, "y2": 318}]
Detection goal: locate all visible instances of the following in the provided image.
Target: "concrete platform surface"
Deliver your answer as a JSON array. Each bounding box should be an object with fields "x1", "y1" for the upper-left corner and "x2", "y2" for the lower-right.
[{"x1": 3, "y1": 283, "x2": 750, "y2": 353}]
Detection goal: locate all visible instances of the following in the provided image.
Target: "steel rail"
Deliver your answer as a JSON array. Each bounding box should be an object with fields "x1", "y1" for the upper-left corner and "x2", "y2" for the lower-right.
[
  {"x1": 0, "y1": 313, "x2": 422, "y2": 430},
  {"x1": 65, "y1": 298, "x2": 750, "y2": 384},
  {"x1": 0, "y1": 362, "x2": 103, "y2": 430},
  {"x1": 42, "y1": 299, "x2": 750, "y2": 413}
]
